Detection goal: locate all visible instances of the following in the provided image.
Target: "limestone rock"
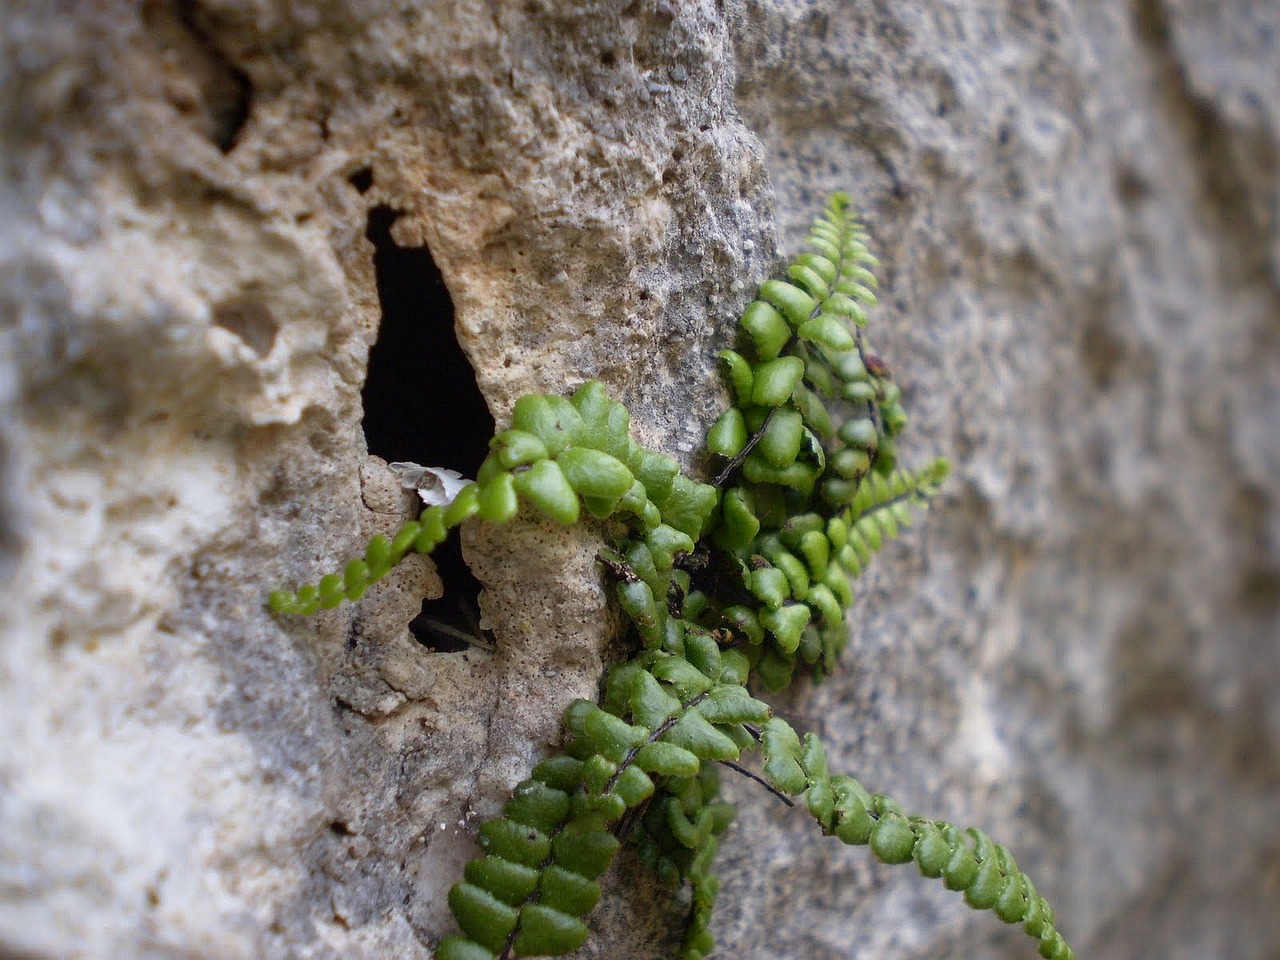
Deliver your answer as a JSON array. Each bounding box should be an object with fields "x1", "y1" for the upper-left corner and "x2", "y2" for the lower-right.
[{"x1": 1, "y1": 1, "x2": 1277, "y2": 959}]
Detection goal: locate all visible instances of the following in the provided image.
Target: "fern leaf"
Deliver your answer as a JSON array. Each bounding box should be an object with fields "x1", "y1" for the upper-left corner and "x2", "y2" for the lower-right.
[{"x1": 757, "y1": 716, "x2": 1074, "y2": 960}]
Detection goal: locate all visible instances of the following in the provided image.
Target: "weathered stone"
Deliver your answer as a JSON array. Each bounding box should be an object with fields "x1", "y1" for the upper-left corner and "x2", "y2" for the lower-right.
[{"x1": 1, "y1": 0, "x2": 1277, "y2": 958}]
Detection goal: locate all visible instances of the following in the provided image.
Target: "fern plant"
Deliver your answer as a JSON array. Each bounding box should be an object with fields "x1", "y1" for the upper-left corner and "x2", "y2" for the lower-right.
[{"x1": 270, "y1": 194, "x2": 1073, "y2": 960}]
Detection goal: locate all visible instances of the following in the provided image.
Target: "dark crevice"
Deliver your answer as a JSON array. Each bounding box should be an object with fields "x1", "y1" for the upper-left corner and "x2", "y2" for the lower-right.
[
  {"x1": 348, "y1": 167, "x2": 374, "y2": 194},
  {"x1": 361, "y1": 205, "x2": 495, "y2": 652},
  {"x1": 408, "y1": 539, "x2": 489, "y2": 653},
  {"x1": 361, "y1": 206, "x2": 492, "y2": 472},
  {"x1": 143, "y1": 0, "x2": 253, "y2": 152},
  {"x1": 0, "y1": 436, "x2": 18, "y2": 585}
]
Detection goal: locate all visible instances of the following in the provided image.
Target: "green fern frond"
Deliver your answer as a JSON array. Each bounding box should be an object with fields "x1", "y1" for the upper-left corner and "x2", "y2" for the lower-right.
[
  {"x1": 268, "y1": 472, "x2": 474, "y2": 614},
  {"x1": 439, "y1": 643, "x2": 771, "y2": 959},
  {"x1": 269, "y1": 379, "x2": 718, "y2": 617},
  {"x1": 838, "y1": 457, "x2": 950, "y2": 577},
  {"x1": 758, "y1": 717, "x2": 1074, "y2": 960},
  {"x1": 630, "y1": 765, "x2": 734, "y2": 960},
  {"x1": 700, "y1": 196, "x2": 946, "y2": 683}
]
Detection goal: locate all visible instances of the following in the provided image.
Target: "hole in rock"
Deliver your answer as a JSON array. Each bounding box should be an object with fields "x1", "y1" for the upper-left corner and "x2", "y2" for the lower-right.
[
  {"x1": 361, "y1": 205, "x2": 495, "y2": 653},
  {"x1": 348, "y1": 167, "x2": 374, "y2": 193}
]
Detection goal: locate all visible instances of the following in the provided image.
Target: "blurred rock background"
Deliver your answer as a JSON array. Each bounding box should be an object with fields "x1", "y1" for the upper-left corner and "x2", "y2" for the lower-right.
[{"x1": 1, "y1": 1, "x2": 1276, "y2": 958}]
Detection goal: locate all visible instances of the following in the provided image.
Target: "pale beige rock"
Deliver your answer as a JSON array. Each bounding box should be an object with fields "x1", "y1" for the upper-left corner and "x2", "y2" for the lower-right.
[
  {"x1": 1, "y1": 1, "x2": 1277, "y2": 959},
  {"x1": 1, "y1": 2, "x2": 766, "y2": 958}
]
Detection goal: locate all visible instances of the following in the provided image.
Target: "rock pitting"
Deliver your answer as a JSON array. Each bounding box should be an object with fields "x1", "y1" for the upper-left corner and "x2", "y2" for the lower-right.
[{"x1": 1, "y1": 1, "x2": 1277, "y2": 958}]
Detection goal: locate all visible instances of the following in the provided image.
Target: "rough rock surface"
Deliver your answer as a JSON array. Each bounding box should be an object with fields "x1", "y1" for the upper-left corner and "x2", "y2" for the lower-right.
[{"x1": 0, "y1": 2, "x2": 1276, "y2": 960}]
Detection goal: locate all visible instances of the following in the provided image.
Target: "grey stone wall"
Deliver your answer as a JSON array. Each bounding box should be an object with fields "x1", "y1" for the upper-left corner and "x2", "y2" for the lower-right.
[{"x1": 1, "y1": 1, "x2": 1276, "y2": 958}]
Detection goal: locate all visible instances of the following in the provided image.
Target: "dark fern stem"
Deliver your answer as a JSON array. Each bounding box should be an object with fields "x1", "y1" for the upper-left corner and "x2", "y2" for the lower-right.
[{"x1": 270, "y1": 194, "x2": 1072, "y2": 960}]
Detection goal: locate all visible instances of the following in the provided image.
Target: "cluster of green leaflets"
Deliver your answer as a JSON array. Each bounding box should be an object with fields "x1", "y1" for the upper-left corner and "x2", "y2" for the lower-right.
[{"x1": 269, "y1": 194, "x2": 1071, "y2": 960}]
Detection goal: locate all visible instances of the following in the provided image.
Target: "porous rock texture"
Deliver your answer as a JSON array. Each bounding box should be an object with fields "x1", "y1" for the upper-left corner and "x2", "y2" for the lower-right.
[{"x1": 0, "y1": 1, "x2": 1276, "y2": 959}]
